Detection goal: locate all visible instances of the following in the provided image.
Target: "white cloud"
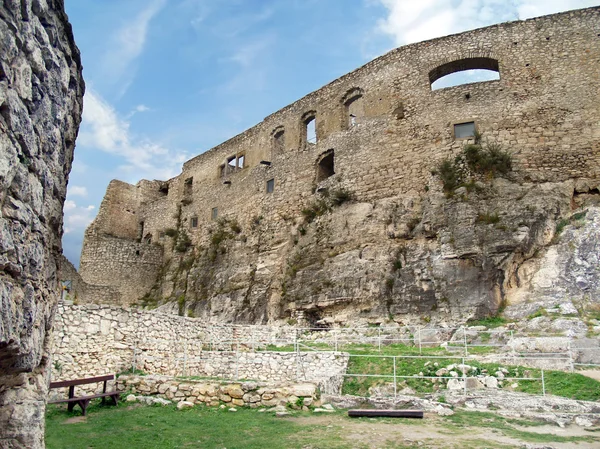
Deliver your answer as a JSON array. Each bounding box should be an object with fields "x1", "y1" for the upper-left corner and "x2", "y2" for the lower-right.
[
  {"x1": 517, "y1": 0, "x2": 599, "y2": 19},
  {"x1": 68, "y1": 186, "x2": 88, "y2": 197},
  {"x1": 78, "y1": 90, "x2": 188, "y2": 181},
  {"x1": 375, "y1": 0, "x2": 598, "y2": 46},
  {"x1": 102, "y1": 0, "x2": 166, "y2": 92},
  {"x1": 63, "y1": 202, "x2": 96, "y2": 235}
]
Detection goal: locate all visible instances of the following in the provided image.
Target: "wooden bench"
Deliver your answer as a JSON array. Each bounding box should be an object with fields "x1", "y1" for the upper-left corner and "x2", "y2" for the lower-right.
[{"x1": 49, "y1": 374, "x2": 120, "y2": 416}]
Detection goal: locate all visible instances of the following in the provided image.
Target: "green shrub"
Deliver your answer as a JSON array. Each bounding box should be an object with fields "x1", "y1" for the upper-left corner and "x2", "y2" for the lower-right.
[
  {"x1": 435, "y1": 138, "x2": 512, "y2": 194},
  {"x1": 437, "y1": 158, "x2": 464, "y2": 194},
  {"x1": 175, "y1": 231, "x2": 192, "y2": 253},
  {"x1": 477, "y1": 212, "x2": 500, "y2": 224},
  {"x1": 329, "y1": 188, "x2": 352, "y2": 206},
  {"x1": 165, "y1": 228, "x2": 178, "y2": 238}
]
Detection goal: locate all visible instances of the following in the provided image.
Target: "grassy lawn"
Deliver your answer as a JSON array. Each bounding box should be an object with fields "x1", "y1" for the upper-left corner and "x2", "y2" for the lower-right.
[
  {"x1": 46, "y1": 402, "x2": 600, "y2": 449},
  {"x1": 46, "y1": 402, "x2": 353, "y2": 449}
]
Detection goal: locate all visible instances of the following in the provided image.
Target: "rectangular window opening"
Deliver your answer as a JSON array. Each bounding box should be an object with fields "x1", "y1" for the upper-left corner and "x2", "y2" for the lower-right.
[
  {"x1": 211, "y1": 207, "x2": 218, "y2": 220},
  {"x1": 191, "y1": 217, "x2": 198, "y2": 228},
  {"x1": 454, "y1": 122, "x2": 476, "y2": 139},
  {"x1": 266, "y1": 178, "x2": 275, "y2": 194},
  {"x1": 237, "y1": 154, "x2": 245, "y2": 169}
]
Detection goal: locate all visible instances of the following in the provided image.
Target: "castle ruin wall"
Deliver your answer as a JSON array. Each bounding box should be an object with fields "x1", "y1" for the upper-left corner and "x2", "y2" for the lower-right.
[{"x1": 78, "y1": 8, "x2": 600, "y2": 319}]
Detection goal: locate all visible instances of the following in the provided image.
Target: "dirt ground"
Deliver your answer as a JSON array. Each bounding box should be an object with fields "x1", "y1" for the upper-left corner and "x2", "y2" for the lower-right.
[{"x1": 293, "y1": 412, "x2": 600, "y2": 449}]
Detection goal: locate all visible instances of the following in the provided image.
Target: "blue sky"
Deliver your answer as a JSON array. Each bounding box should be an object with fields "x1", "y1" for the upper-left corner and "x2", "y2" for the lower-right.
[{"x1": 62, "y1": 0, "x2": 599, "y2": 266}]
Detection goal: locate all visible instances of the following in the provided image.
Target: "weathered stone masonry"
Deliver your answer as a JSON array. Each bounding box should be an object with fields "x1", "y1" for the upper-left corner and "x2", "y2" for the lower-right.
[
  {"x1": 0, "y1": 1, "x2": 84, "y2": 448},
  {"x1": 52, "y1": 304, "x2": 349, "y2": 393},
  {"x1": 76, "y1": 8, "x2": 600, "y2": 326}
]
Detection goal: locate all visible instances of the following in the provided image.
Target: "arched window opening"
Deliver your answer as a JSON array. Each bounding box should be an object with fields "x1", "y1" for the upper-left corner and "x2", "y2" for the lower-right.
[
  {"x1": 144, "y1": 233, "x2": 152, "y2": 244},
  {"x1": 346, "y1": 95, "x2": 363, "y2": 127},
  {"x1": 429, "y1": 57, "x2": 500, "y2": 91},
  {"x1": 301, "y1": 111, "x2": 317, "y2": 146},
  {"x1": 306, "y1": 117, "x2": 317, "y2": 144},
  {"x1": 272, "y1": 126, "x2": 285, "y2": 156},
  {"x1": 342, "y1": 88, "x2": 364, "y2": 129},
  {"x1": 184, "y1": 177, "x2": 193, "y2": 196},
  {"x1": 316, "y1": 150, "x2": 335, "y2": 183}
]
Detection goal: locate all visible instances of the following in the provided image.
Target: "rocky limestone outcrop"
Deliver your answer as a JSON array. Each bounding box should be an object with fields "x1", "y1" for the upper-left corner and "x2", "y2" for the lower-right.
[
  {"x1": 146, "y1": 173, "x2": 599, "y2": 328},
  {"x1": 0, "y1": 1, "x2": 84, "y2": 447}
]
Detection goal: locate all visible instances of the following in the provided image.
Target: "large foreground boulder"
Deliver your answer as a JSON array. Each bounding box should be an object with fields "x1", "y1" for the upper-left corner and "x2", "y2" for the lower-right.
[{"x1": 0, "y1": 1, "x2": 84, "y2": 447}]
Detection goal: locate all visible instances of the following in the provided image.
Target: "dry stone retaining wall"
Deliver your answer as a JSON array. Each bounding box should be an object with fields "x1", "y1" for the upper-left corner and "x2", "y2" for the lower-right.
[
  {"x1": 52, "y1": 304, "x2": 349, "y2": 393},
  {"x1": 116, "y1": 375, "x2": 321, "y2": 408}
]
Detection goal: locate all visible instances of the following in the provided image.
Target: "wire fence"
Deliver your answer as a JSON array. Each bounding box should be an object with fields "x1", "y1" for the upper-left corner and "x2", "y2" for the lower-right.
[{"x1": 114, "y1": 323, "x2": 600, "y2": 400}]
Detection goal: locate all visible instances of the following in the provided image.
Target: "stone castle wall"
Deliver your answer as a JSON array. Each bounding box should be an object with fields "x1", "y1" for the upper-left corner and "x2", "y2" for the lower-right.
[
  {"x1": 77, "y1": 8, "x2": 600, "y2": 322},
  {"x1": 0, "y1": 1, "x2": 85, "y2": 447},
  {"x1": 52, "y1": 304, "x2": 349, "y2": 391}
]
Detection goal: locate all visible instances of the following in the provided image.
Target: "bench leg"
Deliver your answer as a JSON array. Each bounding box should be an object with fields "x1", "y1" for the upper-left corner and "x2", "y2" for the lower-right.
[
  {"x1": 67, "y1": 401, "x2": 75, "y2": 413},
  {"x1": 111, "y1": 393, "x2": 119, "y2": 406},
  {"x1": 78, "y1": 399, "x2": 91, "y2": 416}
]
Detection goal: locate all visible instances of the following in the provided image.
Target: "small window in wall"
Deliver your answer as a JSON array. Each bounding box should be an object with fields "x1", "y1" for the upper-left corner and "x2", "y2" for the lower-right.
[
  {"x1": 227, "y1": 157, "x2": 236, "y2": 170},
  {"x1": 316, "y1": 150, "x2": 335, "y2": 183},
  {"x1": 306, "y1": 117, "x2": 317, "y2": 144},
  {"x1": 159, "y1": 183, "x2": 169, "y2": 196},
  {"x1": 429, "y1": 57, "x2": 500, "y2": 90},
  {"x1": 159, "y1": 231, "x2": 165, "y2": 240},
  {"x1": 211, "y1": 207, "x2": 218, "y2": 220},
  {"x1": 184, "y1": 177, "x2": 193, "y2": 196},
  {"x1": 266, "y1": 178, "x2": 275, "y2": 193},
  {"x1": 301, "y1": 111, "x2": 317, "y2": 146},
  {"x1": 191, "y1": 216, "x2": 198, "y2": 228},
  {"x1": 272, "y1": 127, "x2": 285, "y2": 156},
  {"x1": 237, "y1": 154, "x2": 245, "y2": 169},
  {"x1": 454, "y1": 121, "x2": 476, "y2": 139},
  {"x1": 144, "y1": 233, "x2": 152, "y2": 244}
]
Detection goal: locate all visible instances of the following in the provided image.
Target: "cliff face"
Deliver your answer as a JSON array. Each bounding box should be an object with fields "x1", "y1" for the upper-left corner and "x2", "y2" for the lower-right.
[
  {"x1": 0, "y1": 1, "x2": 84, "y2": 447},
  {"x1": 149, "y1": 175, "x2": 598, "y2": 327},
  {"x1": 75, "y1": 8, "x2": 600, "y2": 327}
]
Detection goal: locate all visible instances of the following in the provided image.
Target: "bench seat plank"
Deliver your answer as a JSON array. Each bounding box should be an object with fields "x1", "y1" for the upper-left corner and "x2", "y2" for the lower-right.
[
  {"x1": 49, "y1": 374, "x2": 114, "y2": 389},
  {"x1": 348, "y1": 409, "x2": 424, "y2": 418}
]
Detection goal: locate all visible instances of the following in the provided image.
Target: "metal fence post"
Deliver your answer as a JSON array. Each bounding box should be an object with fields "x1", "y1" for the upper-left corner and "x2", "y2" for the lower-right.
[
  {"x1": 183, "y1": 340, "x2": 188, "y2": 377},
  {"x1": 378, "y1": 328, "x2": 381, "y2": 352},
  {"x1": 463, "y1": 327, "x2": 468, "y2": 357},
  {"x1": 334, "y1": 329, "x2": 338, "y2": 352},
  {"x1": 418, "y1": 327, "x2": 422, "y2": 354},
  {"x1": 251, "y1": 327, "x2": 255, "y2": 352},
  {"x1": 462, "y1": 356, "x2": 467, "y2": 397},
  {"x1": 393, "y1": 356, "x2": 397, "y2": 398},
  {"x1": 235, "y1": 340, "x2": 239, "y2": 380},
  {"x1": 132, "y1": 341, "x2": 137, "y2": 373},
  {"x1": 541, "y1": 369, "x2": 546, "y2": 396},
  {"x1": 568, "y1": 341, "x2": 575, "y2": 373}
]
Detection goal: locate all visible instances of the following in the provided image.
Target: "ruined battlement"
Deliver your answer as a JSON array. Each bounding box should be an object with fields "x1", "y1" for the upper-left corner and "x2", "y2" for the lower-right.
[{"x1": 77, "y1": 8, "x2": 600, "y2": 324}]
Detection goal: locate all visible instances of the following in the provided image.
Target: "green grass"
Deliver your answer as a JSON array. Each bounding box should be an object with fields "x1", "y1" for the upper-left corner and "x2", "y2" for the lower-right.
[
  {"x1": 465, "y1": 316, "x2": 508, "y2": 328},
  {"x1": 341, "y1": 350, "x2": 600, "y2": 401},
  {"x1": 46, "y1": 403, "x2": 599, "y2": 449},
  {"x1": 261, "y1": 342, "x2": 600, "y2": 401},
  {"x1": 46, "y1": 402, "x2": 354, "y2": 449}
]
